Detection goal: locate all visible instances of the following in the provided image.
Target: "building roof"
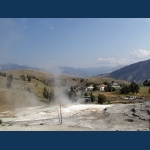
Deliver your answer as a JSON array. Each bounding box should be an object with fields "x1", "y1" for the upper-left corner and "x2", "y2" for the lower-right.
[{"x1": 99, "y1": 84, "x2": 107, "y2": 87}]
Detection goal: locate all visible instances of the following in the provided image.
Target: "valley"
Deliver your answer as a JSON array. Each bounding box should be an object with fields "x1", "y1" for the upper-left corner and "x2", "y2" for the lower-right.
[{"x1": 0, "y1": 69, "x2": 150, "y2": 131}]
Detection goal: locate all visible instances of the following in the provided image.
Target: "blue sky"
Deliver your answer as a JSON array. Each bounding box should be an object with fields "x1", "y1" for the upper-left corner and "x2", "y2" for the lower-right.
[{"x1": 0, "y1": 18, "x2": 150, "y2": 69}]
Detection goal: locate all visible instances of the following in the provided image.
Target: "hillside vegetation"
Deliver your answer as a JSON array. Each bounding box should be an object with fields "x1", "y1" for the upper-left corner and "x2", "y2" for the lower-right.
[{"x1": 0, "y1": 69, "x2": 149, "y2": 112}]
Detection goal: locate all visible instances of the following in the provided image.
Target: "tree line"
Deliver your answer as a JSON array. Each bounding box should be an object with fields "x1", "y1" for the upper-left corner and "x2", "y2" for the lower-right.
[
  {"x1": 0, "y1": 72, "x2": 6, "y2": 77},
  {"x1": 43, "y1": 87, "x2": 54, "y2": 102},
  {"x1": 120, "y1": 81, "x2": 140, "y2": 94},
  {"x1": 104, "y1": 83, "x2": 116, "y2": 92}
]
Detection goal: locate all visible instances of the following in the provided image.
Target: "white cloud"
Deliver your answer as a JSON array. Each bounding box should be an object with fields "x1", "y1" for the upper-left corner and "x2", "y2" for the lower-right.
[
  {"x1": 96, "y1": 57, "x2": 127, "y2": 66},
  {"x1": 49, "y1": 49, "x2": 150, "y2": 68},
  {"x1": 130, "y1": 49, "x2": 150, "y2": 59},
  {"x1": 97, "y1": 58, "x2": 116, "y2": 64},
  {"x1": 51, "y1": 61, "x2": 64, "y2": 64},
  {"x1": 96, "y1": 49, "x2": 150, "y2": 67}
]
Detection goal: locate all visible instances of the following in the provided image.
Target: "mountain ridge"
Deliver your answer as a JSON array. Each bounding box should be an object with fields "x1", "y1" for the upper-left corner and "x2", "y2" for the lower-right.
[
  {"x1": 108, "y1": 59, "x2": 150, "y2": 83},
  {"x1": 58, "y1": 65, "x2": 124, "y2": 77},
  {"x1": 0, "y1": 63, "x2": 124, "y2": 77}
]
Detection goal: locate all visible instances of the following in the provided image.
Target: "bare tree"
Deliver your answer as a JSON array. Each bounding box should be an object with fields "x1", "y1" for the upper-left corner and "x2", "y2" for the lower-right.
[
  {"x1": 57, "y1": 102, "x2": 63, "y2": 124},
  {"x1": 60, "y1": 102, "x2": 62, "y2": 124},
  {"x1": 57, "y1": 108, "x2": 60, "y2": 124}
]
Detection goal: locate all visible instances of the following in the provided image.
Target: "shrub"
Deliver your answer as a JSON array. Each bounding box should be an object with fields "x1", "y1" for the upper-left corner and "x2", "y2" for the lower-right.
[
  {"x1": 98, "y1": 94, "x2": 106, "y2": 104},
  {"x1": 90, "y1": 92, "x2": 95, "y2": 102},
  {"x1": 43, "y1": 87, "x2": 55, "y2": 102},
  {"x1": 84, "y1": 92, "x2": 88, "y2": 96},
  {"x1": 80, "y1": 78, "x2": 84, "y2": 83},
  {"x1": 104, "y1": 84, "x2": 115, "y2": 92}
]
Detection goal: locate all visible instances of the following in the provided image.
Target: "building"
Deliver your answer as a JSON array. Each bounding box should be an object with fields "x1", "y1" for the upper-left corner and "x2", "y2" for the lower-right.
[
  {"x1": 87, "y1": 86, "x2": 94, "y2": 91},
  {"x1": 111, "y1": 82, "x2": 120, "y2": 90},
  {"x1": 99, "y1": 84, "x2": 107, "y2": 92}
]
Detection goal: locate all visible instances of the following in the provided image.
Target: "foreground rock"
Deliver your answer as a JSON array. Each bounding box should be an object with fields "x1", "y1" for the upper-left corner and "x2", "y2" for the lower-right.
[{"x1": 103, "y1": 101, "x2": 150, "y2": 131}]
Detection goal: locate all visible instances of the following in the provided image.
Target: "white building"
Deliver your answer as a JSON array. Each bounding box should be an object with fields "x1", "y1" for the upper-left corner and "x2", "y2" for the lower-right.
[
  {"x1": 87, "y1": 86, "x2": 93, "y2": 91},
  {"x1": 99, "y1": 84, "x2": 107, "y2": 92},
  {"x1": 111, "y1": 82, "x2": 120, "y2": 89}
]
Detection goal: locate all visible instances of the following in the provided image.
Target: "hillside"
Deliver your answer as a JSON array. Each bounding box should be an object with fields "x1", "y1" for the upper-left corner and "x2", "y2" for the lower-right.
[
  {"x1": 0, "y1": 69, "x2": 127, "y2": 111},
  {"x1": 108, "y1": 59, "x2": 150, "y2": 83},
  {"x1": 1, "y1": 69, "x2": 150, "y2": 132}
]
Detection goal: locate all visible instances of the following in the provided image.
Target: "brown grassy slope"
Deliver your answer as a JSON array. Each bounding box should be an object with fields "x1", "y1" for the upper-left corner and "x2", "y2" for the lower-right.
[
  {"x1": 0, "y1": 70, "x2": 81, "y2": 111},
  {"x1": 5, "y1": 70, "x2": 54, "y2": 80},
  {"x1": 0, "y1": 75, "x2": 48, "y2": 112},
  {"x1": 0, "y1": 69, "x2": 132, "y2": 111},
  {"x1": 5, "y1": 70, "x2": 82, "y2": 87}
]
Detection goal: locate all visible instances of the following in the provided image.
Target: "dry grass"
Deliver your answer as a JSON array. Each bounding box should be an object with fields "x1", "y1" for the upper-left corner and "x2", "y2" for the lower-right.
[
  {"x1": 0, "y1": 70, "x2": 112, "y2": 111},
  {"x1": 0, "y1": 70, "x2": 82, "y2": 111},
  {"x1": 5, "y1": 70, "x2": 54, "y2": 81},
  {"x1": 1, "y1": 69, "x2": 149, "y2": 111},
  {"x1": 138, "y1": 86, "x2": 150, "y2": 97},
  {"x1": 0, "y1": 71, "x2": 50, "y2": 111},
  {"x1": 92, "y1": 86, "x2": 150, "y2": 104}
]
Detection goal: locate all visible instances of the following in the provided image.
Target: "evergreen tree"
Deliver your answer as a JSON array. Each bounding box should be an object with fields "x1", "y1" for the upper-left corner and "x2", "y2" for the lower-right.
[
  {"x1": 43, "y1": 87, "x2": 48, "y2": 99},
  {"x1": 43, "y1": 87, "x2": 55, "y2": 102},
  {"x1": 98, "y1": 94, "x2": 106, "y2": 104},
  {"x1": 7, "y1": 74, "x2": 13, "y2": 88},
  {"x1": 90, "y1": 92, "x2": 95, "y2": 102},
  {"x1": 0, "y1": 72, "x2": 6, "y2": 77},
  {"x1": 84, "y1": 92, "x2": 88, "y2": 96},
  {"x1": 120, "y1": 85, "x2": 130, "y2": 94},
  {"x1": 93, "y1": 83, "x2": 98, "y2": 91},
  {"x1": 3, "y1": 72, "x2": 6, "y2": 77},
  {"x1": 48, "y1": 89, "x2": 54, "y2": 101},
  {"x1": 143, "y1": 80, "x2": 150, "y2": 86},
  {"x1": 135, "y1": 83, "x2": 140, "y2": 94},
  {"x1": 120, "y1": 82, "x2": 140, "y2": 94},
  {"x1": 104, "y1": 83, "x2": 115, "y2": 92},
  {"x1": 68, "y1": 86, "x2": 77, "y2": 101},
  {"x1": 20, "y1": 75, "x2": 26, "y2": 81},
  {"x1": 26, "y1": 75, "x2": 31, "y2": 82},
  {"x1": 129, "y1": 82, "x2": 140, "y2": 94}
]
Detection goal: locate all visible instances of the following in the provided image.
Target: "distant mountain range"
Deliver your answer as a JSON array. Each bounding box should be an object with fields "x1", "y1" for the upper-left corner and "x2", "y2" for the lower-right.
[
  {"x1": 108, "y1": 59, "x2": 150, "y2": 83},
  {"x1": 0, "y1": 63, "x2": 124, "y2": 77},
  {"x1": 1, "y1": 59, "x2": 150, "y2": 83},
  {"x1": 58, "y1": 65, "x2": 124, "y2": 77},
  {"x1": 0, "y1": 63, "x2": 40, "y2": 71}
]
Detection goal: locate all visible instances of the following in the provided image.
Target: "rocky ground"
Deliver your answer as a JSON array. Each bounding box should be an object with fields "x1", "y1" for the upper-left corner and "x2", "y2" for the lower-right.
[{"x1": 0, "y1": 102, "x2": 150, "y2": 131}]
